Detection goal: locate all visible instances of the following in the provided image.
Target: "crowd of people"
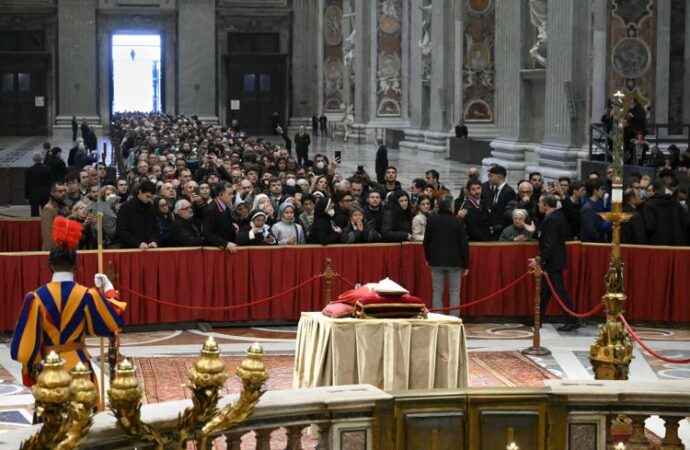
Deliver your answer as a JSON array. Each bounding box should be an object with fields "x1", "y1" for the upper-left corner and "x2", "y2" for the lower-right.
[{"x1": 27, "y1": 112, "x2": 690, "y2": 253}]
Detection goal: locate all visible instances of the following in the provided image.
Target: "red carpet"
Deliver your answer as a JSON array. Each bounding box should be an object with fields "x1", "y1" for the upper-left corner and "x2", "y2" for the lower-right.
[{"x1": 129, "y1": 351, "x2": 557, "y2": 404}]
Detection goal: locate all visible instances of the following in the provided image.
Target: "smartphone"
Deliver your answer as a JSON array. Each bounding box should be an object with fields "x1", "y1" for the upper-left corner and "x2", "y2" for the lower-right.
[
  {"x1": 357, "y1": 165, "x2": 364, "y2": 173},
  {"x1": 335, "y1": 150, "x2": 342, "y2": 162}
]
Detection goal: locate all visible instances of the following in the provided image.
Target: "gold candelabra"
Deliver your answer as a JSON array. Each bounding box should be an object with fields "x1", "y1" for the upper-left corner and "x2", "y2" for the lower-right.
[{"x1": 589, "y1": 90, "x2": 634, "y2": 380}]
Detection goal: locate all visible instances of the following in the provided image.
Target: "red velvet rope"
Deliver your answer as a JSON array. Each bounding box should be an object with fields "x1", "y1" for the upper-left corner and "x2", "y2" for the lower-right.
[
  {"x1": 118, "y1": 274, "x2": 322, "y2": 311},
  {"x1": 429, "y1": 271, "x2": 531, "y2": 312},
  {"x1": 619, "y1": 313, "x2": 690, "y2": 364},
  {"x1": 334, "y1": 273, "x2": 357, "y2": 289},
  {"x1": 543, "y1": 272, "x2": 604, "y2": 318}
]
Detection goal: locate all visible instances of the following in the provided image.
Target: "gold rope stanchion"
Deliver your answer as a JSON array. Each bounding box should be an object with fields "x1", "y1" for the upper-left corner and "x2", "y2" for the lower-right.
[
  {"x1": 96, "y1": 210, "x2": 106, "y2": 412},
  {"x1": 323, "y1": 258, "x2": 334, "y2": 305},
  {"x1": 522, "y1": 257, "x2": 551, "y2": 356}
]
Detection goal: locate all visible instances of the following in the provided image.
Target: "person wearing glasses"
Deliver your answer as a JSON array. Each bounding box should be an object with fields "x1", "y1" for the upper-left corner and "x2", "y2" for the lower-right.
[{"x1": 170, "y1": 199, "x2": 204, "y2": 247}]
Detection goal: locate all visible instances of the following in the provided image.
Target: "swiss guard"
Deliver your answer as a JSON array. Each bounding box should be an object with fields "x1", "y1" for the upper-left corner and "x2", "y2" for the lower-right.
[{"x1": 10, "y1": 216, "x2": 126, "y2": 388}]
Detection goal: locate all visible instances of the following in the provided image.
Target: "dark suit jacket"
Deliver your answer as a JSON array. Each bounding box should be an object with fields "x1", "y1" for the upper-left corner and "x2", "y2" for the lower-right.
[
  {"x1": 24, "y1": 163, "x2": 52, "y2": 202},
  {"x1": 481, "y1": 182, "x2": 516, "y2": 237},
  {"x1": 461, "y1": 199, "x2": 492, "y2": 241},
  {"x1": 423, "y1": 209, "x2": 470, "y2": 268},
  {"x1": 169, "y1": 216, "x2": 204, "y2": 247},
  {"x1": 538, "y1": 209, "x2": 570, "y2": 272},
  {"x1": 116, "y1": 197, "x2": 159, "y2": 248},
  {"x1": 43, "y1": 154, "x2": 67, "y2": 183},
  {"x1": 203, "y1": 200, "x2": 237, "y2": 248},
  {"x1": 294, "y1": 133, "x2": 311, "y2": 152},
  {"x1": 375, "y1": 145, "x2": 388, "y2": 183}
]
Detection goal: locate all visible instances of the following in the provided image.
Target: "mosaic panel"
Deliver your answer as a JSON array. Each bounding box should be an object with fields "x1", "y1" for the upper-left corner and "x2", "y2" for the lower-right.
[
  {"x1": 463, "y1": 0, "x2": 495, "y2": 122},
  {"x1": 323, "y1": 0, "x2": 345, "y2": 112},
  {"x1": 376, "y1": 0, "x2": 403, "y2": 117}
]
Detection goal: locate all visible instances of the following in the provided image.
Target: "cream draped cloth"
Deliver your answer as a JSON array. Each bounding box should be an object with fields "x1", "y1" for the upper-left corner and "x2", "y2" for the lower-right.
[{"x1": 293, "y1": 312, "x2": 468, "y2": 391}]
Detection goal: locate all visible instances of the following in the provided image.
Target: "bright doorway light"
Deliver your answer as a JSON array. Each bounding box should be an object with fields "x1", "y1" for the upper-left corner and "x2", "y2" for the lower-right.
[{"x1": 112, "y1": 33, "x2": 162, "y2": 112}]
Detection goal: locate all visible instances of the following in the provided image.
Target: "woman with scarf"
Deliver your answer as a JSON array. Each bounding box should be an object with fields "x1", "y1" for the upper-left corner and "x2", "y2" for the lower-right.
[
  {"x1": 307, "y1": 196, "x2": 342, "y2": 245},
  {"x1": 271, "y1": 201, "x2": 306, "y2": 245},
  {"x1": 237, "y1": 210, "x2": 277, "y2": 245},
  {"x1": 381, "y1": 190, "x2": 413, "y2": 242}
]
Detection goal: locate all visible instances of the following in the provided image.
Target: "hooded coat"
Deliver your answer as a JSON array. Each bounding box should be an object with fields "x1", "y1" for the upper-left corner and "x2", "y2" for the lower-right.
[{"x1": 381, "y1": 190, "x2": 412, "y2": 242}]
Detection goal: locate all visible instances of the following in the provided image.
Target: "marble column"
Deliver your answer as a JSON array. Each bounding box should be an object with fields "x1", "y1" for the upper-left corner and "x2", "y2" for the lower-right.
[
  {"x1": 291, "y1": 0, "x2": 319, "y2": 124},
  {"x1": 351, "y1": 0, "x2": 372, "y2": 138},
  {"x1": 398, "y1": 0, "x2": 426, "y2": 152},
  {"x1": 655, "y1": 0, "x2": 671, "y2": 136},
  {"x1": 178, "y1": 0, "x2": 217, "y2": 122},
  {"x1": 685, "y1": 2, "x2": 690, "y2": 124},
  {"x1": 528, "y1": 0, "x2": 590, "y2": 180},
  {"x1": 56, "y1": 0, "x2": 98, "y2": 126},
  {"x1": 590, "y1": 0, "x2": 609, "y2": 124},
  {"x1": 483, "y1": 0, "x2": 528, "y2": 181}
]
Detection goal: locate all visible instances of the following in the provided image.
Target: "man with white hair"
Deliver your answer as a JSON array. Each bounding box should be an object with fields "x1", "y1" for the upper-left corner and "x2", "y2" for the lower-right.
[{"x1": 169, "y1": 199, "x2": 203, "y2": 247}]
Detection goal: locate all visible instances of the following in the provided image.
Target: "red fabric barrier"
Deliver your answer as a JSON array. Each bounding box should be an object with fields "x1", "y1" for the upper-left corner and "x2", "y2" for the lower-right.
[
  {"x1": 1, "y1": 243, "x2": 689, "y2": 331},
  {"x1": 0, "y1": 219, "x2": 42, "y2": 252}
]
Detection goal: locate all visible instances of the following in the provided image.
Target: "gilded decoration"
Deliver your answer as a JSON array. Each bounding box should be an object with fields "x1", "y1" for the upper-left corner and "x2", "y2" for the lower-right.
[
  {"x1": 323, "y1": 0, "x2": 344, "y2": 112},
  {"x1": 376, "y1": 0, "x2": 403, "y2": 117},
  {"x1": 463, "y1": 0, "x2": 495, "y2": 122}
]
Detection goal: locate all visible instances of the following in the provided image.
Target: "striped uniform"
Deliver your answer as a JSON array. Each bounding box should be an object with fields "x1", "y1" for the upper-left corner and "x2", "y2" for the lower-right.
[{"x1": 10, "y1": 280, "x2": 126, "y2": 387}]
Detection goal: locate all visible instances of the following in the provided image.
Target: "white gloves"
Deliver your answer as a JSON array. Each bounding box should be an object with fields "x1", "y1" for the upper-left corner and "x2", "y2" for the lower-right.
[{"x1": 94, "y1": 273, "x2": 114, "y2": 292}]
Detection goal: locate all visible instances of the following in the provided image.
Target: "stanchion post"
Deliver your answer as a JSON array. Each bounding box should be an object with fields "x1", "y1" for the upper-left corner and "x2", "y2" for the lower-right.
[
  {"x1": 323, "y1": 258, "x2": 334, "y2": 305},
  {"x1": 522, "y1": 257, "x2": 551, "y2": 356}
]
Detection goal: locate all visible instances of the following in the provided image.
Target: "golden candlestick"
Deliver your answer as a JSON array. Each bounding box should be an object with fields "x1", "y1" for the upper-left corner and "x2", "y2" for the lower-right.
[{"x1": 589, "y1": 90, "x2": 634, "y2": 380}]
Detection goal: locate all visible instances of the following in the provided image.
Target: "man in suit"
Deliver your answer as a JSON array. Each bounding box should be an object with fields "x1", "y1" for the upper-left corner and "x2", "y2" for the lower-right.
[
  {"x1": 530, "y1": 193, "x2": 579, "y2": 331},
  {"x1": 375, "y1": 137, "x2": 388, "y2": 184},
  {"x1": 455, "y1": 121, "x2": 468, "y2": 138},
  {"x1": 481, "y1": 165, "x2": 516, "y2": 240},
  {"x1": 115, "y1": 180, "x2": 159, "y2": 249},
  {"x1": 43, "y1": 147, "x2": 67, "y2": 183},
  {"x1": 423, "y1": 196, "x2": 470, "y2": 317},
  {"x1": 457, "y1": 178, "x2": 491, "y2": 241},
  {"x1": 294, "y1": 125, "x2": 311, "y2": 166},
  {"x1": 25, "y1": 152, "x2": 53, "y2": 217},
  {"x1": 170, "y1": 199, "x2": 204, "y2": 247},
  {"x1": 203, "y1": 181, "x2": 239, "y2": 252}
]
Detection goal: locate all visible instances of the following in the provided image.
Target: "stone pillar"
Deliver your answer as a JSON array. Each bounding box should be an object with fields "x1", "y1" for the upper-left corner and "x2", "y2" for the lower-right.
[
  {"x1": 291, "y1": 0, "x2": 319, "y2": 124},
  {"x1": 529, "y1": 0, "x2": 590, "y2": 180},
  {"x1": 178, "y1": 0, "x2": 217, "y2": 122},
  {"x1": 483, "y1": 0, "x2": 527, "y2": 181},
  {"x1": 398, "y1": 0, "x2": 426, "y2": 152},
  {"x1": 685, "y1": 3, "x2": 690, "y2": 125},
  {"x1": 56, "y1": 0, "x2": 98, "y2": 125},
  {"x1": 351, "y1": 0, "x2": 373, "y2": 139},
  {"x1": 655, "y1": 0, "x2": 671, "y2": 134},
  {"x1": 590, "y1": 0, "x2": 609, "y2": 124}
]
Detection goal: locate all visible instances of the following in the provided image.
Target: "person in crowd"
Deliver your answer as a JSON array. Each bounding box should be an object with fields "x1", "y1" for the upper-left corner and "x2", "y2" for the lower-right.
[
  {"x1": 300, "y1": 194, "x2": 316, "y2": 237},
  {"x1": 203, "y1": 181, "x2": 239, "y2": 252},
  {"x1": 482, "y1": 165, "x2": 516, "y2": 239},
  {"x1": 67, "y1": 201, "x2": 97, "y2": 249},
  {"x1": 457, "y1": 178, "x2": 491, "y2": 241},
  {"x1": 71, "y1": 115, "x2": 78, "y2": 141},
  {"x1": 646, "y1": 145, "x2": 665, "y2": 168},
  {"x1": 411, "y1": 194, "x2": 432, "y2": 241},
  {"x1": 116, "y1": 178, "x2": 130, "y2": 203},
  {"x1": 64, "y1": 175, "x2": 82, "y2": 210},
  {"x1": 341, "y1": 205, "x2": 381, "y2": 244},
  {"x1": 423, "y1": 196, "x2": 470, "y2": 318},
  {"x1": 500, "y1": 209, "x2": 536, "y2": 242},
  {"x1": 381, "y1": 190, "x2": 413, "y2": 242},
  {"x1": 237, "y1": 210, "x2": 276, "y2": 246},
  {"x1": 40, "y1": 181, "x2": 68, "y2": 250},
  {"x1": 153, "y1": 197, "x2": 174, "y2": 247},
  {"x1": 44, "y1": 147, "x2": 67, "y2": 183},
  {"x1": 267, "y1": 177, "x2": 288, "y2": 211},
  {"x1": 425, "y1": 169, "x2": 449, "y2": 195},
  {"x1": 363, "y1": 189, "x2": 384, "y2": 233},
  {"x1": 25, "y1": 152, "x2": 53, "y2": 217},
  {"x1": 319, "y1": 113, "x2": 328, "y2": 136},
  {"x1": 11, "y1": 216, "x2": 124, "y2": 391},
  {"x1": 68, "y1": 138, "x2": 86, "y2": 167},
  {"x1": 307, "y1": 196, "x2": 342, "y2": 245},
  {"x1": 82, "y1": 184, "x2": 99, "y2": 207},
  {"x1": 528, "y1": 172, "x2": 544, "y2": 200},
  {"x1": 82, "y1": 186, "x2": 118, "y2": 246},
  {"x1": 375, "y1": 137, "x2": 388, "y2": 184},
  {"x1": 332, "y1": 192, "x2": 354, "y2": 229},
  {"x1": 504, "y1": 181, "x2": 539, "y2": 228},
  {"x1": 455, "y1": 121, "x2": 468, "y2": 138},
  {"x1": 530, "y1": 193, "x2": 579, "y2": 331},
  {"x1": 116, "y1": 180, "x2": 159, "y2": 249},
  {"x1": 381, "y1": 166, "x2": 402, "y2": 193},
  {"x1": 621, "y1": 187, "x2": 646, "y2": 245},
  {"x1": 640, "y1": 179, "x2": 689, "y2": 246},
  {"x1": 628, "y1": 132, "x2": 649, "y2": 165},
  {"x1": 252, "y1": 193, "x2": 276, "y2": 225},
  {"x1": 580, "y1": 179, "x2": 609, "y2": 243},
  {"x1": 271, "y1": 202, "x2": 306, "y2": 245},
  {"x1": 294, "y1": 125, "x2": 311, "y2": 166},
  {"x1": 561, "y1": 180, "x2": 585, "y2": 239},
  {"x1": 311, "y1": 114, "x2": 319, "y2": 136},
  {"x1": 409, "y1": 178, "x2": 427, "y2": 206}
]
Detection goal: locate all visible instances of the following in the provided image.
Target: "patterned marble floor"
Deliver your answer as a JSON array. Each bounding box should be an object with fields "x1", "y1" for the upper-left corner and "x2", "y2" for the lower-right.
[{"x1": 1, "y1": 321, "x2": 689, "y2": 446}]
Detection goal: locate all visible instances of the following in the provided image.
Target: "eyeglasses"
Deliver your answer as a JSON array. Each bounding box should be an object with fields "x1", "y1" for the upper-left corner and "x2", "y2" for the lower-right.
[{"x1": 180, "y1": 206, "x2": 192, "y2": 210}]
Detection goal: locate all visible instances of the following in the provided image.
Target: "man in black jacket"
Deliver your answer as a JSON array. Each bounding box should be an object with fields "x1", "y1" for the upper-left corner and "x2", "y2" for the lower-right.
[
  {"x1": 375, "y1": 137, "x2": 388, "y2": 184},
  {"x1": 294, "y1": 125, "x2": 311, "y2": 166},
  {"x1": 43, "y1": 147, "x2": 67, "y2": 183},
  {"x1": 481, "y1": 165, "x2": 516, "y2": 239},
  {"x1": 170, "y1": 199, "x2": 203, "y2": 247},
  {"x1": 203, "y1": 182, "x2": 239, "y2": 252},
  {"x1": 25, "y1": 152, "x2": 53, "y2": 217},
  {"x1": 531, "y1": 193, "x2": 578, "y2": 331},
  {"x1": 640, "y1": 180, "x2": 689, "y2": 246},
  {"x1": 423, "y1": 196, "x2": 470, "y2": 317},
  {"x1": 116, "y1": 180, "x2": 159, "y2": 249},
  {"x1": 457, "y1": 179, "x2": 491, "y2": 241}
]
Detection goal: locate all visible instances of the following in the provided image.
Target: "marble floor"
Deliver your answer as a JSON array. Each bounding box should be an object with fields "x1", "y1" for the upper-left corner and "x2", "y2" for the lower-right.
[{"x1": 1, "y1": 321, "x2": 689, "y2": 445}]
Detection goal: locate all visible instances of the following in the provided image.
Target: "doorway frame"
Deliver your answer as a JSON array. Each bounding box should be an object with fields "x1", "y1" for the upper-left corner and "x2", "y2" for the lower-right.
[{"x1": 97, "y1": 12, "x2": 176, "y2": 131}]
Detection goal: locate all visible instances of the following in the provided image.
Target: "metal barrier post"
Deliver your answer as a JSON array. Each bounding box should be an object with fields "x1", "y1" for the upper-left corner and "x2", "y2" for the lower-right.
[
  {"x1": 323, "y1": 258, "x2": 334, "y2": 304},
  {"x1": 522, "y1": 257, "x2": 551, "y2": 356}
]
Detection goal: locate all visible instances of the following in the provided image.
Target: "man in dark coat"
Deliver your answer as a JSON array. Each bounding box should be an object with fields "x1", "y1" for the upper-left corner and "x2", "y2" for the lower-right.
[
  {"x1": 25, "y1": 152, "x2": 53, "y2": 217},
  {"x1": 170, "y1": 199, "x2": 204, "y2": 247},
  {"x1": 306, "y1": 196, "x2": 342, "y2": 245},
  {"x1": 457, "y1": 179, "x2": 491, "y2": 241},
  {"x1": 580, "y1": 179, "x2": 609, "y2": 243},
  {"x1": 423, "y1": 196, "x2": 470, "y2": 317},
  {"x1": 481, "y1": 165, "x2": 516, "y2": 240},
  {"x1": 455, "y1": 122, "x2": 468, "y2": 138},
  {"x1": 43, "y1": 147, "x2": 67, "y2": 183},
  {"x1": 294, "y1": 125, "x2": 311, "y2": 166},
  {"x1": 531, "y1": 193, "x2": 578, "y2": 331},
  {"x1": 311, "y1": 115, "x2": 319, "y2": 136},
  {"x1": 203, "y1": 182, "x2": 239, "y2": 252},
  {"x1": 115, "y1": 180, "x2": 159, "y2": 249},
  {"x1": 640, "y1": 180, "x2": 689, "y2": 246},
  {"x1": 375, "y1": 137, "x2": 388, "y2": 184},
  {"x1": 319, "y1": 113, "x2": 328, "y2": 136},
  {"x1": 71, "y1": 116, "x2": 78, "y2": 142}
]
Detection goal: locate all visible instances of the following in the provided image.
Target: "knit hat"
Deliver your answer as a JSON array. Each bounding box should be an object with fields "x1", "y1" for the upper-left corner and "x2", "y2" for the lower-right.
[
  {"x1": 278, "y1": 201, "x2": 295, "y2": 219},
  {"x1": 250, "y1": 210, "x2": 267, "y2": 222}
]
